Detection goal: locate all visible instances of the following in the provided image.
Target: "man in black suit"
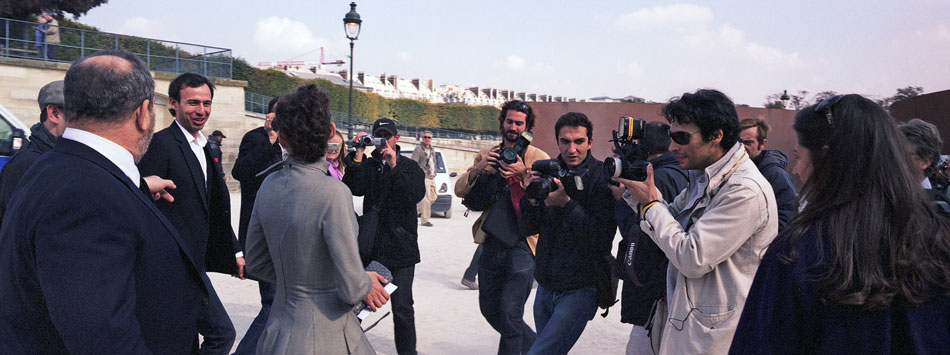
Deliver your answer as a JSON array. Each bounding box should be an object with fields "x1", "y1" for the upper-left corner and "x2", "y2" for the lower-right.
[
  {"x1": 231, "y1": 96, "x2": 282, "y2": 355},
  {"x1": 0, "y1": 50, "x2": 207, "y2": 354},
  {"x1": 138, "y1": 73, "x2": 242, "y2": 354}
]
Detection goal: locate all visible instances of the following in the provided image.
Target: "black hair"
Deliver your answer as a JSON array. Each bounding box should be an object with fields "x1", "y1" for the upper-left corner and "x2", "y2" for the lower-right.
[
  {"x1": 272, "y1": 84, "x2": 332, "y2": 163},
  {"x1": 900, "y1": 118, "x2": 943, "y2": 177},
  {"x1": 783, "y1": 94, "x2": 950, "y2": 308},
  {"x1": 661, "y1": 89, "x2": 739, "y2": 151},
  {"x1": 168, "y1": 72, "x2": 215, "y2": 116},
  {"x1": 267, "y1": 96, "x2": 280, "y2": 114},
  {"x1": 554, "y1": 112, "x2": 593, "y2": 140},
  {"x1": 64, "y1": 50, "x2": 155, "y2": 124},
  {"x1": 642, "y1": 121, "x2": 672, "y2": 155},
  {"x1": 498, "y1": 100, "x2": 536, "y2": 134}
]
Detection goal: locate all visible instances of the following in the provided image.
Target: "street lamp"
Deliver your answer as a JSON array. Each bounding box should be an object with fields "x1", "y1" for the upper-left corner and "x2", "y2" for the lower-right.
[
  {"x1": 780, "y1": 90, "x2": 790, "y2": 109},
  {"x1": 343, "y1": 2, "x2": 362, "y2": 122}
]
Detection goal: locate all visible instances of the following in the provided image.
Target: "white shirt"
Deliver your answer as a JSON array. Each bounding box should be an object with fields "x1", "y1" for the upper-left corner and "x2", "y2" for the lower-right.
[
  {"x1": 922, "y1": 177, "x2": 933, "y2": 189},
  {"x1": 175, "y1": 120, "x2": 208, "y2": 185},
  {"x1": 62, "y1": 128, "x2": 140, "y2": 188}
]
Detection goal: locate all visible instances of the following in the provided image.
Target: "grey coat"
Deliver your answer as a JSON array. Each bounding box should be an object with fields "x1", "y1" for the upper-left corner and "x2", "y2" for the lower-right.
[{"x1": 246, "y1": 158, "x2": 375, "y2": 355}]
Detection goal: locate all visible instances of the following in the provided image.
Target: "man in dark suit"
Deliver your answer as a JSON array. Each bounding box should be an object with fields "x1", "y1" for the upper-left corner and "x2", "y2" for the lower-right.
[
  {"x1": 138, "y1": 72, "x2": 242, "y2": 354},
  {"x1": 232, "y1": 96, "x2": 282, "y2": 355},
  {"x1": 0, "y1": 50, "x2": 207, "y2": 354}
]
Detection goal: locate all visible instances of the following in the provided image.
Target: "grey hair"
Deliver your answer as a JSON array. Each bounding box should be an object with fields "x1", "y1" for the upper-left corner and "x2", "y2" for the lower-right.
[
  {"x1": 64, "y1": 50, "x2": 155, "y2": 124},
  {"x1": 900, "y1": 118, "x2": 943, "y2": 176}
]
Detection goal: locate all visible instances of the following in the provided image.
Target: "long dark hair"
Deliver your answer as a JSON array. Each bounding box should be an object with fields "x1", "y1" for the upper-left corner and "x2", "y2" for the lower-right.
[{"x1": 782, "y1": 94, "x2": 950, "y2": 308}]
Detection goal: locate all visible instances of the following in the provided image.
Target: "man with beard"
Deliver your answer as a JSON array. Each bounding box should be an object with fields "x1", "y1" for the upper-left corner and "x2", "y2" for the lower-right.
[
  {"x1": 455, "y1": 100, "x2": 549, "y2": 354},
  {"x1": 138, "y1": 73, "x2": 242, "y2": 354},
  {"x1": 0, "y1": 50, "x2": 207, "y2": 354}
]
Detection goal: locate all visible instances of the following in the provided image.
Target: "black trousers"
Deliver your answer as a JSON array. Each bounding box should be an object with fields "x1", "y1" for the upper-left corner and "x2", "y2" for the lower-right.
[
  {"x1": 479, "y1": 239, "x2": 537, "y2": 354},
  {"x1": 392, "y1": 266, "x2": 417, "y2": 355},
  {"x1": 197, "y1": 273, "x2": 236, "y2": 355}
]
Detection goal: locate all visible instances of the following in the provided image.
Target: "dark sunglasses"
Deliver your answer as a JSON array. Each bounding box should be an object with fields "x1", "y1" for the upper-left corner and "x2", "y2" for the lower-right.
[
  {"x1": 669, "y1": 129, "x2": 700, "y2": 145},
  {"x1": 373, "y1": 132, "x2": 393, "y2": 139},
  {"x1": 507, "y1": 100, "x2": 532, "y2": 114},
  {"x1": 422, "y1": 136, "x2": 433, "y2": 139},
  {"x1": 814, "y1": 94, "x2": 844, "y2": 127}
]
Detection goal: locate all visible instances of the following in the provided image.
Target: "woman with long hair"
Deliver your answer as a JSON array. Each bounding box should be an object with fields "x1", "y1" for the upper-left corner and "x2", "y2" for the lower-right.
[
  {"x1": 730, "y1": 94, "x2": 950, "y2": 353},
  {"x1": 245, "y1": 84, "x2": 390, "y2": 354},
  {"x1": 327, "y1": 129, "x2": 346, "y2": 180}
]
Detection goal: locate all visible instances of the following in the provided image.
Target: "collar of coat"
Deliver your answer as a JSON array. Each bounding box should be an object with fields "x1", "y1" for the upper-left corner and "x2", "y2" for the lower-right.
[{"x1": 698, "y1": 142, "x2": 748, "y2": 197}]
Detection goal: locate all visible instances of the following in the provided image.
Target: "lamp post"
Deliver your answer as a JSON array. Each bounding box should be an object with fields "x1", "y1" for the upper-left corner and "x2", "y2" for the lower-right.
[
  {"x1": 780, "y1": 89, "x2": 791, "y2": 109},
  {"x1": 343, "y1": 2, "x2": 362, "y2": 123}
]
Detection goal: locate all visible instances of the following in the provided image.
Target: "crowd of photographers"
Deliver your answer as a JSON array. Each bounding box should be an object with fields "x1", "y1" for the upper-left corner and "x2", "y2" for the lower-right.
[{"x1": 1, "y1": 49, "x2": 949, "y2": 355}]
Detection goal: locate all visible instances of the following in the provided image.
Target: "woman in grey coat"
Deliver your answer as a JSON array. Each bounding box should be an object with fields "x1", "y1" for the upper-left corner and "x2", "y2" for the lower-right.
[{"x1": 246, "y1": 84, "x2": 390, "y2": 355}]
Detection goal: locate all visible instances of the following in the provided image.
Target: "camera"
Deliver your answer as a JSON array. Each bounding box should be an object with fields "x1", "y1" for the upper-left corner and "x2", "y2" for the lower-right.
[
  {"x1": 350, "y1": 135, "x2": 387, "y2": 148},
  {"x1": 526, "y1": 159, "x2": 587, "y2": 201},
  {"x1": 604, "y1": 117, "x2": 649, "y2": 181},
  {"x1": 496, "y1": 131, "x2": 534, "y2": 168}
]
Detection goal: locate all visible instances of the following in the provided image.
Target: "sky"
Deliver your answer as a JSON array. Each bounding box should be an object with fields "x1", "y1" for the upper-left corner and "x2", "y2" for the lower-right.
[{"x1": 77, "y1": 0, "x2": 950, "y2": 107}]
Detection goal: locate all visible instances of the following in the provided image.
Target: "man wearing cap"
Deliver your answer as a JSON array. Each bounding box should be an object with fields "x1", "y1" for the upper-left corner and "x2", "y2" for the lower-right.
[
  {"x1": 343, "y1": 118, "x2": 426, "y2": 355},
  {"x1": 207, "y1": 130, "x2": 226, "y2": 181},
  {"x1": 0, "y1": 80, "x2": 67, "y2": 221}
]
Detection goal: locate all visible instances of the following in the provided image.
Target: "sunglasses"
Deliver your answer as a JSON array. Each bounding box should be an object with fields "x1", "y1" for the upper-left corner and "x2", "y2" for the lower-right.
[
  {"x1": 507, "y1": 100, "x2": 532, "y2": 114},
  {"x1": 422, "y1": 136, "x2": 433, "y2": 139},
  {"x1": 670, "y1": 129, "x2": 701, "y2": 145},
  {"x1": 373, "y1": 132, "x2": 393, "y2": 139},
  {"x1": 815, "y1": 94, "x2": 844, "y2": 127}
]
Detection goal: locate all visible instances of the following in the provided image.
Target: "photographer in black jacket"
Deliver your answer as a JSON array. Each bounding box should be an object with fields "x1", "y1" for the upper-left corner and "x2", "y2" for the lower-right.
[
  {"x1": 343, "y1": 117, "x2": 426, "y2": 355},
  {"x1": 519, "y1": 112, "x2": 617, "y2": 354},
  {"x1": 614, "y1": 121, "x2": 687, "y2": 354}
]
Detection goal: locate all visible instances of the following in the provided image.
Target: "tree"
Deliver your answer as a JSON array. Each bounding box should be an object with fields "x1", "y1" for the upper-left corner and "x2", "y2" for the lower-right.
[
  {"x1": 763, "y1": 90, "x2": 809, "y2": 110},
  {"x1": 813, "y1": 90, "x2": 838, "y2": 103},
  {"x1": 877, "y1": 86, "x2": 923, "y2": 112},
  {"x1": 0, "y1": 0, "x2": 108, "y2": 19}
]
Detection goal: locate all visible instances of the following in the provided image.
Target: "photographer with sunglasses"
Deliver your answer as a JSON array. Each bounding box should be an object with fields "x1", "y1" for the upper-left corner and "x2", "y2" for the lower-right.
[{"x1": 612, "y1": 89, "x2": 778, "y2": 354}]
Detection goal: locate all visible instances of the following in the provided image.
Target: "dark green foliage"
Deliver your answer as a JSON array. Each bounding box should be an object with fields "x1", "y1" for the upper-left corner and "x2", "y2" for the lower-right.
[{"x1": 0, "y1": 0, "x2": 107, "y2": 19}]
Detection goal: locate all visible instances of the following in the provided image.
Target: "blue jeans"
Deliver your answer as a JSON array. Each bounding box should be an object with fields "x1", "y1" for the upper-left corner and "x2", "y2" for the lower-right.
[
  {"x1": 528, "y1": 285, "x2": 598, "y2": 355},
  {"x1": 233, "y1": 280, "x2": 275, "y2": 355},
  {"x1": 479, "y1": 239, "x2": 537, "y2": 354}
]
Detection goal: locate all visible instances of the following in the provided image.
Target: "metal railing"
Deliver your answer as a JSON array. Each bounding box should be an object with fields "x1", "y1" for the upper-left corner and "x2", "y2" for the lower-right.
[
  {"x1": 0, "y1": 17, "x2": 232, "y2": 79},
  {"x1": 246, "y1": 90, "x2": 500, "y2": 142}
]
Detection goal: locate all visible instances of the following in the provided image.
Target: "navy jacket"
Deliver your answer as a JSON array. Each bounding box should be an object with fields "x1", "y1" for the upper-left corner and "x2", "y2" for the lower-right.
[
  {"x1": 138, "y1": 122, "x2": 240, "y2": 274},
  {"x1": 752, "y1": 149, "x2": 797, "y2": 232},
  {"x1": 730, "y1": 226, "x2": 950, "y2": 354},
  {"x1": 615, "y1": 153, "x2": 688, "y2": 325},
  {"x1": 231, "y1": 126, "x2": 282, "y2": 252},
  {"x1": 343, "y1": 145, "x2": 426, "y2": 270},
  {"x1": 520, "y1": 154, "x2": 617, "y2": 291},
  {"x1": 0, "y1": 122, "x2": 57, "y2": 223},
  {"x1": 0, "y1": 138, "x2": 207, "y2": 354}
]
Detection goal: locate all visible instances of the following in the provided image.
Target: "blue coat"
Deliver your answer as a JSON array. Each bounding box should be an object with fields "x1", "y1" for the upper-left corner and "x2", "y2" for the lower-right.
[
  {"x1": 0, "y1": 138, "x2": 208, "y2": 354},
  {"x1": 751, "y1": 149, "x2": 797, "y2": 232}
]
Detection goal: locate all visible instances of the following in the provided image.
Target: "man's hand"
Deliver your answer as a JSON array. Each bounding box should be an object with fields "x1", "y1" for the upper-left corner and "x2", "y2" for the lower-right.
[
  {"x1": 143, "y1": 175, "x2": 176, "y2": 202},
  {"x1": 499, "y1": 154, "x2": 527, "y2": 180},
  {"x1": 613, "y1": 163, "x2": 658, "y2": 205},
  {"x1": 544, "y1": 178, "x2": 571, "y2": 207},
  {"x1": 364, "y1": 271, "x2": 391, "y2": 311},
  {"x1": 378, "y1": 144, "x2": 397, "y2": 168},
  {"x1": 608, "y1": 181, "x2": 627, "y2": 201},
  {"x1": 474, "y1": 146, "x2": 500, "y2": 174},
  {"x1": 235, "y1": 257, "x2": 246, "y2": 280},
  {"x1": 352, "y1": 132, "x2": 368, "y2": 157},
  {"x1": 267, "y1": 128, "x2": 278, "y2": 144}
]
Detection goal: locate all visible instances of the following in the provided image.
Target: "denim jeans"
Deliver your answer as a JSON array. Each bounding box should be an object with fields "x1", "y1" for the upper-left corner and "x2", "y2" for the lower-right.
[
  {"x1": 528, "y1": 285, "x2": 598, "y2": 355},
  {"x1": 233, "y1": 280, "x2": 275, "y2": 355},
  {"x1": 392, "y1": 266, "x2": 417, "y2": 355},
  {"x1": 196, "y1": 273, "x2": 236, "y2": 355},
  {"x1": 479, "y1": 239, "x2": 537, "y2": 354}
]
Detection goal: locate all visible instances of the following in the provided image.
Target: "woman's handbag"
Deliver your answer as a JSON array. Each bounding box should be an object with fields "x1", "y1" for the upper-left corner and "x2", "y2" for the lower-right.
[{"x1": 357, "y1": 205, "x2": 381, "y2": 262}]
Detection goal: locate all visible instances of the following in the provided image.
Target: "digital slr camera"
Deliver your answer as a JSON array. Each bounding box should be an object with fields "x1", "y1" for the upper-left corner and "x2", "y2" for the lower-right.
[
  {"x1": 350, "y1": 135, "x2": 387, "y2": 148},
  {"x1": 604, "y1": 117, "x2": 649, "y2": 181},
  {"x1": 525, "y1": 159, "x2": 587, "y2": 201},
  {"x1": 496, "y1": 131, "x2": 534, "y2": 169}
]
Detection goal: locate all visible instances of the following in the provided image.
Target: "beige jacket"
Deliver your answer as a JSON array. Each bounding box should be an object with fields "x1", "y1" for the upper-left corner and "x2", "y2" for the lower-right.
[
  {"x1": 456, "y1": 144, "x2": 549, "y2": 254},
  {"x1": 628, "y1": 142, "x2": 778, "y2": 354}
]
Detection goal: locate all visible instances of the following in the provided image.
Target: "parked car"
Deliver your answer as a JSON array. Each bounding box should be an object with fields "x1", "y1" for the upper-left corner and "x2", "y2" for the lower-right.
[
  {"x1": 0, "y1": 103, "x2": 30, "y2": 170},
  {"x1": 401, "y1": 147, "x2": 457, "y2": 218}
]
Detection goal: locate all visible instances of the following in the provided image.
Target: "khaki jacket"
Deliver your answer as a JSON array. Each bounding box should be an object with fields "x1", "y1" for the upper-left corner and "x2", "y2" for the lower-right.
[
  {"x1": 629, "y1": 142, "x2": 778, "y2": 354},
  {"x1": 456, "y1": 144, "x2": 549, "y2": 254}
]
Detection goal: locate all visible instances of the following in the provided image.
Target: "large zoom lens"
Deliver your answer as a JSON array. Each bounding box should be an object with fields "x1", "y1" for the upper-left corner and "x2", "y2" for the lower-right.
[
  {"x1": 526, "y1": 177, "x2": 557, "y2": 201},
  {"x1": 604, "y1": 157, "x2": 648, "y2": 181}
]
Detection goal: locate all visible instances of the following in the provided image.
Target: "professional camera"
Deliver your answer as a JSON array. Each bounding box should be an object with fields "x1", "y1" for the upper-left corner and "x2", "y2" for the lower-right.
[
  {"x1": 526, "y1": 159, "x2": 587, "y2": 201},
  {"x1": 496, "y1": 131, "x2": 534, "y2": 169},
  {"x1": 604, "y1": 117, "x2": 649, "y2": 181},
  {"x1": 350, "y1": 135, "x2": 387, "y2": 148}
]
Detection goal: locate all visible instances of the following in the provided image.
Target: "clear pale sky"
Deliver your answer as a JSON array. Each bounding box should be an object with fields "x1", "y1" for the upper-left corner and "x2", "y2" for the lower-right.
[{"x1": 78, "y1": 0, "x2": 950, "y2": 106}]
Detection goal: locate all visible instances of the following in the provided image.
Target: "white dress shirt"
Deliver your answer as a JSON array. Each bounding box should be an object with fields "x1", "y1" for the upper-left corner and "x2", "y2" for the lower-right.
[
  {"x1": 175, "y1": 120, "x2": 208, "y2": 186},
  {"x1": 62, "y1": 128, "x2": 140, "y2": 188}
]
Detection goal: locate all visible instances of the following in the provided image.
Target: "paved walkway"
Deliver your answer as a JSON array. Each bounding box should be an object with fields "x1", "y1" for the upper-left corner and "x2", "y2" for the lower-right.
[{"x1": 216, "y1": 193, "x2": 631, "y2": 354}]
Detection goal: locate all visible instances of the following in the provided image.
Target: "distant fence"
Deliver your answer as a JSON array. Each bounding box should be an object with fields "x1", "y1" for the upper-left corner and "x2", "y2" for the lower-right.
[
  {"x1": 0, "y1": 16, "x2": 232, "y2": 79},
  {"x1": 245, "y1": 90, "x2": 500, "y2": 142}
]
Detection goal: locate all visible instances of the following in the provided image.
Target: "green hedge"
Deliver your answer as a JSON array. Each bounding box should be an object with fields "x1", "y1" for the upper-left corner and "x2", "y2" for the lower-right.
[{"x1": 233, "y1": 58, "x2": 500, "y2": 133}]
